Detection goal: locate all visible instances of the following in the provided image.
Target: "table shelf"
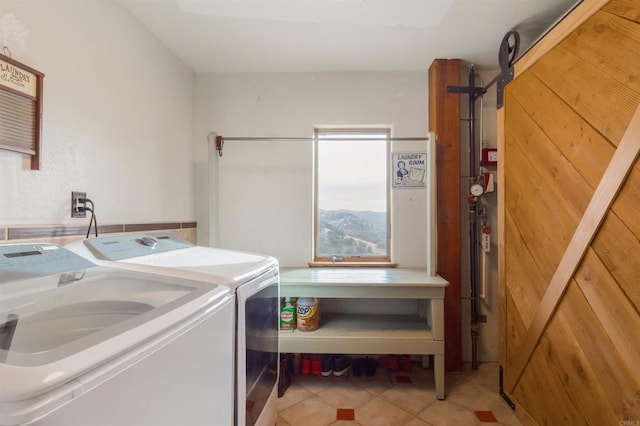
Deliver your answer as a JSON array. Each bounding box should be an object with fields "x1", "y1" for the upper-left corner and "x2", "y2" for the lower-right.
[{"x1": 280, "y1": 312, "x2": 443, "y2": 355}]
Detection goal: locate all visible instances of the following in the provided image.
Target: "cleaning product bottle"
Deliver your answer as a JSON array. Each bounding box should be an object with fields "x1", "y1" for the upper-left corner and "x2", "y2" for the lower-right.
[
  {"x1": 296, "y1": 297, "x2": 319, "y2": 331},
  {"x1": 280, "y1": 297, "x2": 297, "y2": 332}
]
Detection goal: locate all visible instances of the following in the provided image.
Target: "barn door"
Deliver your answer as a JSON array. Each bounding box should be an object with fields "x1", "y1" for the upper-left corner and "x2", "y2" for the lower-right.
[{"x1": 498, "y1": 0, "x2": 640, "y2": 424}]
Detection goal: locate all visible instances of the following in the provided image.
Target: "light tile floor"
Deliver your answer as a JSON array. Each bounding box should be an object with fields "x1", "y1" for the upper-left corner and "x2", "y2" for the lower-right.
[{"x1": 276, "y1": 362, "x2": 535, "y2": 426}]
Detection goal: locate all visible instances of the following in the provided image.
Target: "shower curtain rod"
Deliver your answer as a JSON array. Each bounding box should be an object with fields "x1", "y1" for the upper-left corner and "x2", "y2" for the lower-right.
[{"x1": 208, "y1": 133, "x2": 434, "y2": 156}]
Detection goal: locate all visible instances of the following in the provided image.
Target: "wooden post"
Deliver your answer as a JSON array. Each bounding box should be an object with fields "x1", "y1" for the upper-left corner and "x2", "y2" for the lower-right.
[{"x1": 428, "y1": 59, "x2": 462, "y2": 372}]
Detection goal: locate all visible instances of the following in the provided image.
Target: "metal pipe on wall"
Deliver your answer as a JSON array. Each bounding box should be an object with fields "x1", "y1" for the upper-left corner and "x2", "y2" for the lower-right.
[
  {"x1": 446, "y1": 64, "x2": 497, "y2": 369},
  {"x1": 477, "y1": 75, "x2": 490, "y2": 305},
  {"x1": 468, "y1": 64, "x2": 481, "y2": 371}
]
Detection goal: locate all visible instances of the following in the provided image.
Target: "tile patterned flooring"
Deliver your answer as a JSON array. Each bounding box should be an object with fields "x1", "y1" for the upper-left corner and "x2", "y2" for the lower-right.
[{"x1": 276, "y1": 362, "x2": 534, "y2": 426}]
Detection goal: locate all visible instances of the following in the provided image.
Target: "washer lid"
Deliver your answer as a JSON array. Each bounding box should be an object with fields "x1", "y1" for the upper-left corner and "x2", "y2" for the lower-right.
[
  {"x1": 0, "y1": 249, "x2": 228, "y2": 402},
  {"x1": 116, "y1": 245, "x2": 277, "y2": 287},
  {"x1": 69, "y1": 235, "x2": 278, "y2": 288}
]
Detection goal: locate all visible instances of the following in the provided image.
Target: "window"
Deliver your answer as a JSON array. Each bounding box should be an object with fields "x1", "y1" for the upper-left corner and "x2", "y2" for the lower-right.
[{"x1": 313, "y1": 128, "x2": 390, "y2": 264}]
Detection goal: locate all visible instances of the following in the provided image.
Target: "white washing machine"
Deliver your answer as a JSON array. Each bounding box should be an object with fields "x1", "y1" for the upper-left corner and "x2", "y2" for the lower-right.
[
  {"x1": 0, "y1": 243, "x2": 234, "y2": 426},
  {"x1": 65, "y1": 234, "x2": 279, "y2": 426}
]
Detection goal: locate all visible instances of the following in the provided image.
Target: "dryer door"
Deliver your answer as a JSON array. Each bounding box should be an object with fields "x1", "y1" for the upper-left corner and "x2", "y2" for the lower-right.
[{"x1": 236, "y1": 266, "x2": 279, "y2": 426}]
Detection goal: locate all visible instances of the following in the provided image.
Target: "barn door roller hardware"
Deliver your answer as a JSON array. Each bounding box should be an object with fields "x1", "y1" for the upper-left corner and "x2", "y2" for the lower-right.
[
  {"x1": 495, "y1": 31, "x2": 520, "y2": 108},
  {"x1": 447, "y1": 31, "x2": 520, "y2": 108}
]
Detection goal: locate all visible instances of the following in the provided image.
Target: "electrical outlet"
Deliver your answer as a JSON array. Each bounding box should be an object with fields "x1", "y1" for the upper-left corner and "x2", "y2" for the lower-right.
[{"x1": 71, "y1": 191, "x2": 87, "y2": 218}]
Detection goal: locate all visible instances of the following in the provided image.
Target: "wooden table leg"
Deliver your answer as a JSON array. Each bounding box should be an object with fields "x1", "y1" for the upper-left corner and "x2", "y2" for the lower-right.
[{"x1": 434, "y1": 353, "x2": 445, "y2": 400}]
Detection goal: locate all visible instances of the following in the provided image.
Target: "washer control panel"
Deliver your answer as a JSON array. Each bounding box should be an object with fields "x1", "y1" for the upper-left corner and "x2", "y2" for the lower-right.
[
  {"x1": 0, "y1": 244, "x2": 95, "y2": 276},
  {"x1": 84, "y1": 233, "x2": 193, "y2": 261}
]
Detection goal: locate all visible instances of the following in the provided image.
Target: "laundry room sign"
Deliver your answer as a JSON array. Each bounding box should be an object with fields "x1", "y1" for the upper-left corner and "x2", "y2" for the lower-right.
[
  {"x1": 0, "y1": 53, "x2": 44, "y2": 170},
  {"x1": 392, "y1": 152, "x2": 427, "y2": 188},
  {"x1": 0, "y1": 57, "x2": 36, "y2": 97}
]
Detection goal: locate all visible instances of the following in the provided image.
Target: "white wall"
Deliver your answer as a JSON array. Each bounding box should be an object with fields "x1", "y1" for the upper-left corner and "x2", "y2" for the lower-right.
[
  {"x1": 0, "y1": 1, "x2": 195, "y2": 225},
  {"x1": 194, "y1": 72, "x2": 430, "y2": 267}
]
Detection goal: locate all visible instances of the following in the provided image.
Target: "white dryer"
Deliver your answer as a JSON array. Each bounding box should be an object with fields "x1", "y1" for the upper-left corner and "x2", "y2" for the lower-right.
[
  {"x1": 0, "y1": 243, "x2": 234, "y2": 426},
  {"x1": 65, "y1": 234, "x2": 279, "y2": 426}
]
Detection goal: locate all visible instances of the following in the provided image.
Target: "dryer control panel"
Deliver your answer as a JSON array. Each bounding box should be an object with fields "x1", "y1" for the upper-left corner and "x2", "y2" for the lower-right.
[{"x1": 84, "y1": 233, "x2": 193, "y2": 261}]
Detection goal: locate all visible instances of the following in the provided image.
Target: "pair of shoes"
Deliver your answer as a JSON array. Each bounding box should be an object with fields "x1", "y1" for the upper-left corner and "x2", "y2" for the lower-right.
[
  {"x1": 352, "y1": 357, "x2": 377, "y2": 377},
  {"x1": 398, "y1": 355, "x2": 412, "y2": 372},
  {"x1": 311, "y1": 356, "x2": 322, "y2": 376},
  {"x1": 320, "y1": 355, "x2": 352, "y2": 376},
  {"x1": 364, "y1": 357, "x2": 377, "y2": 376},
  {"x1": 333, "y1": 355, "x2": 352, "y2": 377},
  {"x1": 301, "y1": 355, "x2": 322, "y2": 375},
  {"x1": 378, "y1": 355, "x2": 398, "y2": 371},
  {"x1": 353, "y1": 358, "x2": 365, "y2": 376},
  {"x1": 301, "y1": 356, "x2": 311, "y2": 374},
  {"x1": 321, "y1": 354, "x2": 334, "y2": 377}
]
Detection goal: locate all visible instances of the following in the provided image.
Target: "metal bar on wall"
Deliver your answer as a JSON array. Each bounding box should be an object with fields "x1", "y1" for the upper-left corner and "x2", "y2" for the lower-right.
[
  {"x1": 210, "y1": 134, "x2": 432, "y2": 156},
  {"x1": 221, "y1": 137, "x2": 431, "y2": 141}
]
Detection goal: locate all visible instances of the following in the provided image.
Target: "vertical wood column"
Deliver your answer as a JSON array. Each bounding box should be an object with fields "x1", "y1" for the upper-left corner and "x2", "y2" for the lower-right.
[{"x1": 428, "y1": 59, "x2": 462, "y2": 372}]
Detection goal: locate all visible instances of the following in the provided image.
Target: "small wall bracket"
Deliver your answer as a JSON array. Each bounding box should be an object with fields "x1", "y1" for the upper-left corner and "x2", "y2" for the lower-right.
[
  {"x1": 446, "y1": 85, "x2": 486, "y2": 101},
  {"x1": 499, "y1": 365, "x2": 517, "y2": 410},
  {"x1": 215, "y1": 135, "x2": 224, "y2": 157}
]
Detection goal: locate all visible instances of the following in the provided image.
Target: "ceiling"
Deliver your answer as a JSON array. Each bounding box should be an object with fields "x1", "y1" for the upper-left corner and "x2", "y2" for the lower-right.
[{"x1": 118, "y1": 0, "x2": 581, "y2": 74}]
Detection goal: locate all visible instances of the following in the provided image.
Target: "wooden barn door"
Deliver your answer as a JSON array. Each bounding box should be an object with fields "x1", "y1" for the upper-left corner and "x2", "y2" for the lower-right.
[{"x1": 498, "y1": 0, "x2": 640, "y2": 424}]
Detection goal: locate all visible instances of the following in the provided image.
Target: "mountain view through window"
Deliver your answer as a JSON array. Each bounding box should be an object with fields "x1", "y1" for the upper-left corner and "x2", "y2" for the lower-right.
[{"x1": 314, "y1": 129, "x2": 389, "y2": 261}]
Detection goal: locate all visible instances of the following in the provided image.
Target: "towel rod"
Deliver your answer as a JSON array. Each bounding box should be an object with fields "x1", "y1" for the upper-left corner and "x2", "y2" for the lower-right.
[
  {"x1": 209, "y1": 134, "x2": 434, "y2": 156},
  {"x1": 221, "y1": 136, "x2": 431, "y2": 141}
]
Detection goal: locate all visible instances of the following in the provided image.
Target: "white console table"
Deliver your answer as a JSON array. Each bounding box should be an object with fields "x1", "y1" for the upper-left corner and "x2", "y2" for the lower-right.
[{"x1": 279, "y1": 267, "x2": 448, "y2": 399}]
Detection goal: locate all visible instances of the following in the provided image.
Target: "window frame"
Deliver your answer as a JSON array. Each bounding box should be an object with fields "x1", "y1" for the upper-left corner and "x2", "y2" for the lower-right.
[{"x1": 312, "y1": 127, "x2": 392, "y2": 265}]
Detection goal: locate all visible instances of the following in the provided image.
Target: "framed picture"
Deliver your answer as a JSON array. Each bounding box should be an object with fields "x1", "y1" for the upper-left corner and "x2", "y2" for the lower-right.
[
  {"x1": 392, "y1": 152, "x2": 427, "y2": 188},
  {"x1": 0, "y1": 53, "x2": 44, "y2": 170}
]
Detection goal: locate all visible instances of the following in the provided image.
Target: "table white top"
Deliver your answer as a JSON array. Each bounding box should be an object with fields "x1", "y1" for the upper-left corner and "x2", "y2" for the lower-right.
[{"x1": 280, "y1": 267, "x2": 449, "y2": 288}]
